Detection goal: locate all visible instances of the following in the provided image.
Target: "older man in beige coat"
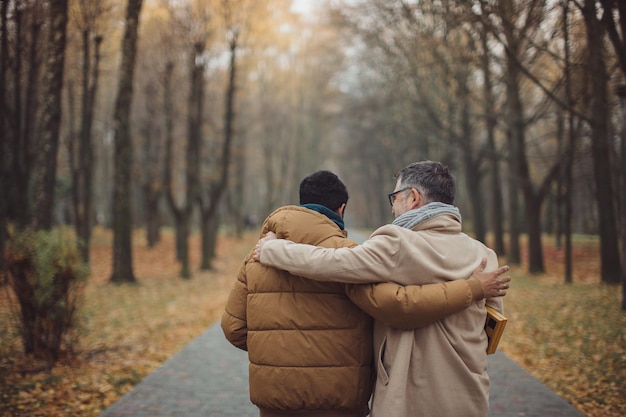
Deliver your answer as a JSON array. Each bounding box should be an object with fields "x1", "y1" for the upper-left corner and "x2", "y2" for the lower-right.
[{"x1": 255, "y1": 161, "x2": 507, "y2": 417}]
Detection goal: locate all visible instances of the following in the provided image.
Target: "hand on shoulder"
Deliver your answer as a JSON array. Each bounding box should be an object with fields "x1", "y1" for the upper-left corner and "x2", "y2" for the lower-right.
[
  {"x1": 253, "y1": 231, "x2": 277, "y2": 261},
  {"x1": 472, "y1": 258, "x2": 511, "y2": 298}
]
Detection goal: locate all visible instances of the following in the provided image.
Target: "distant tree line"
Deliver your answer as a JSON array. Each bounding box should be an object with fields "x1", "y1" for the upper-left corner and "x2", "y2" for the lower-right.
[{"x1": 1, "y1": 0, "x2": 624, "y2": 315}]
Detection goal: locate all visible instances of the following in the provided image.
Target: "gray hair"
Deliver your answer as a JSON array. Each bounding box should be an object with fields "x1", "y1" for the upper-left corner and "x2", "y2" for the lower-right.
[{"x1": 395, "y1": 161, "x2": 456, "y2": 204}]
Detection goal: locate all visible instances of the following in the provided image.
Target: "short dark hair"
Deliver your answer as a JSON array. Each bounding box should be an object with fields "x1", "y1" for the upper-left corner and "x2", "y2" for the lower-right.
[
  {"x1": 395, "y1": 161, "x2": 455, "y2": 204},
  {"x1": 299, "y1": 170, "x2": 349, "y2": 211}
]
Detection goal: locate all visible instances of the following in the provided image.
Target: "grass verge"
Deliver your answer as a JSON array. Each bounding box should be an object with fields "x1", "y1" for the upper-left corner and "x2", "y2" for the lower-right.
[{"x1": 499, "y1": 240, "x2": 625, "y2": 417}]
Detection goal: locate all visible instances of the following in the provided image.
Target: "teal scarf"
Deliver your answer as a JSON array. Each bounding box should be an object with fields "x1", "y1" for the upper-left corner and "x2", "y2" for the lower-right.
[{"x1": 302, "y1": 203, "x2": 345, "y2": 230}]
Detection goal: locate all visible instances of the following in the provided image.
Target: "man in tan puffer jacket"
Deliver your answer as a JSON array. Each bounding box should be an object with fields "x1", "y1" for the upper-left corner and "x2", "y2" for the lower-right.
[{"x1": 221, "y1": 170, "x2": 508, "y2": 417}]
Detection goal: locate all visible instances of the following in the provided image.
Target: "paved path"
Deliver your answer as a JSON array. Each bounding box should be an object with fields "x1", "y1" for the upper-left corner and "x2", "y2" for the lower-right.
[{"x1": 99, "y1": 323, "x2": 586, "y2": 417}]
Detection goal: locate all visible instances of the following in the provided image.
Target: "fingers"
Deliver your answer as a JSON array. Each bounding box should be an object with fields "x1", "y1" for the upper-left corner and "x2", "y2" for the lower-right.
[
  {"x1": 491, "y1": 264, "x2": 511, "y2": 297},
  {"x1": 253, "y1": 242, "x2": 261, "y2": 261},
  {"x1": 495, "y1": 276, "x2": 511, "y2": 297},
  {"x1": 473, "y1": 258, "x2": 487, "y2": 274},
  {"x1": 476, "y1": 265, "x2": 512, "y2": 299},
  {"x1": 253, "y1": 231, "x2": 277, "y2": 261},
  {"x1": 498, "y1": 275, "x2": 511, "y2": 284},
  {"x1": 495, "y1": 264, "x2": 510, "y2": 275},
  {"x1": 253, "y1": 239, "x2": 266, "y2": 261}
]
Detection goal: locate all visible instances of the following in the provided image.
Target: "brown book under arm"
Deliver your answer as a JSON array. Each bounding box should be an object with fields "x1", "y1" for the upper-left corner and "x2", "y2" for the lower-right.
[{"x1": 485, "y1": 306, "x2": 508, "y2": 355}]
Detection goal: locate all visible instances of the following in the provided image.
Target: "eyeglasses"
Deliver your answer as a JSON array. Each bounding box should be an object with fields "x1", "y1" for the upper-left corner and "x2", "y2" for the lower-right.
[{"x1": 387, "y1": 187, "x2": 412, "y2": 206}]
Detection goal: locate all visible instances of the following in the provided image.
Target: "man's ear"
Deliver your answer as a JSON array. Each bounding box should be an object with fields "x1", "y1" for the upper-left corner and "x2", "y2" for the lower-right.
[
  {"x1": 409, "y1": 189, "x2": 422, "y2": 209},
  {"x1": 337, "y1": 203, "x2": 346, "y2": 218}
]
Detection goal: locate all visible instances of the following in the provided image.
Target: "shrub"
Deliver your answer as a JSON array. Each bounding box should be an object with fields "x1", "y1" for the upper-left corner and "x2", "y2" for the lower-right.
[{"x1": 4, "y1": 227, "x2": 88, "y2": 365}]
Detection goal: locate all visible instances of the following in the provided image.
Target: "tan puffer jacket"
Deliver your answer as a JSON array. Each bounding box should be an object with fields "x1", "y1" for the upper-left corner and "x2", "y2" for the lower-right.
[{"x1": 221, "y1": 206, "x2": 374, "y2": 417}]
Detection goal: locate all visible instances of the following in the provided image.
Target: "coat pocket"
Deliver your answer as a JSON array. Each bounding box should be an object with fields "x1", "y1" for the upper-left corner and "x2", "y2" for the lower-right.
[{"x1": 376, "y1": 335, "x2": 389, "y2": 386}]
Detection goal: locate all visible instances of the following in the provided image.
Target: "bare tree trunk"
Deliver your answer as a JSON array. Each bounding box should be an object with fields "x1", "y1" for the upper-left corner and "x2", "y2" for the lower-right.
[
  {"x1": 173, "y1": 213, "x2": 190, "y2": 278},
  {"x1": 521, "y1": 161, "x2": 561, "y2": 275},
  {"x1": 507, "y1": 64, "x2": 546, "y2": 272},
  {"x1": 32, "y1": 0, "x2": 68, "y2": 231},
  {"x1": 0, "y1": 0, "x2": 7, "y2": 270},
  {"x1": 12, "y1": 6, "x2": 28, "y2": 228},
  {"x1": 80, "y1": 33, "x2": 102, "y2": 261},
  {"x1": 164, "y1": 42, "x2": 205, "y2": 279},
  {"x1": 110, "y1": 0, "x2": 143, "y2": 284},
  {"x1": 143, "y1": 179, "x2": 162, "y2": 248},
  {"x1": 597, "y1": 0, "x2": 626, "y2": 307},
  {"x1": 162, "y1": 70, "x2": 183, "y2": 267},
  {"x1": 228, "y1": 144, "x2": 245, "y2": 239},
  {"x1": 614, "y1": 85, "x2": 625, "y2": 309},
  {"x1": 457, "y1": 71, "x2": 486, "y2": 243},
  {"x1": 72, "y1": 30, "x2": 102, "y2": 262},
  {"x1": 581, "y1": 0, "x2": 622, "y2": 285},
  {"x1": 499, "y1": 0, "x2": 549, "y2": 273},
  {"x1": 563, "y1": 1, "x2": 575, "y2": 284},
  {"x1": 618, "y1": 88, "x2": 626, "y2": 309},
  {"x1": 9, "y1": 4, "x2": 44, "y2": 230},
  {"x1": 201, "y1": 212, "x2": 218, "y2": 268},
  {"x1": 555, "y1": 111, "x2": 564, "y2": 249},
  {"x1": 524, "y1": 197, "x2": 544, "y2": 273},
  {"x1": 141, "y1": 81, "x2": 163, "y2": 248},
  {"x1": 199, "y1": 31, "x2": 238, "y2": 270},
  {"x1": 505, "y1": 108, "x2": 521, "y2": 264},
  {"x1": 261, "y1": 136, "x2": 279, "y2": 217},
  {"x1": 162, "y1": 60, "x2": 193, "y2": 272},
  {"x1": 178, "y1": 42, "x2": 204, "y2": 278},
  {"x1": 479, "y1": 23, "x2": 505, "y2": 255}
]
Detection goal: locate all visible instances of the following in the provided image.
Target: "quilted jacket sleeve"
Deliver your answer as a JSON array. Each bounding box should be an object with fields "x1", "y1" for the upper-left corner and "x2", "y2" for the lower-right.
[
  {"x1": 345, "y1": 276, "x2": 485, "y2": 330},
  {"x1": 221, "y1": 256, "x2": 251, "y2": 351}
]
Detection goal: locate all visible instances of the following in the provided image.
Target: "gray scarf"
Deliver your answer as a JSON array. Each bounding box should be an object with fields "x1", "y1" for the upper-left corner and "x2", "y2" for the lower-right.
[{"x1": 392, "y1": 202, "x2": 461, "y2": 230}]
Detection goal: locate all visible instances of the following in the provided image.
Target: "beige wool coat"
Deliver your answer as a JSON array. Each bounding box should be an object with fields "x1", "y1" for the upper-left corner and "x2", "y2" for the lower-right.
[
  {"x1": 222, "y1": 206, "x2": 485, "y2": 417},
  {"x1": 260, "y1": 213, "x2": 505, "y2": 417}
]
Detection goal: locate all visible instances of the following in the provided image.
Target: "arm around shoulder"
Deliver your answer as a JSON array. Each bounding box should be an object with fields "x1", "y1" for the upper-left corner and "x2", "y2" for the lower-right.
[{"x1": 345, "y1": 279, "x2": 478, "y2": 330}]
